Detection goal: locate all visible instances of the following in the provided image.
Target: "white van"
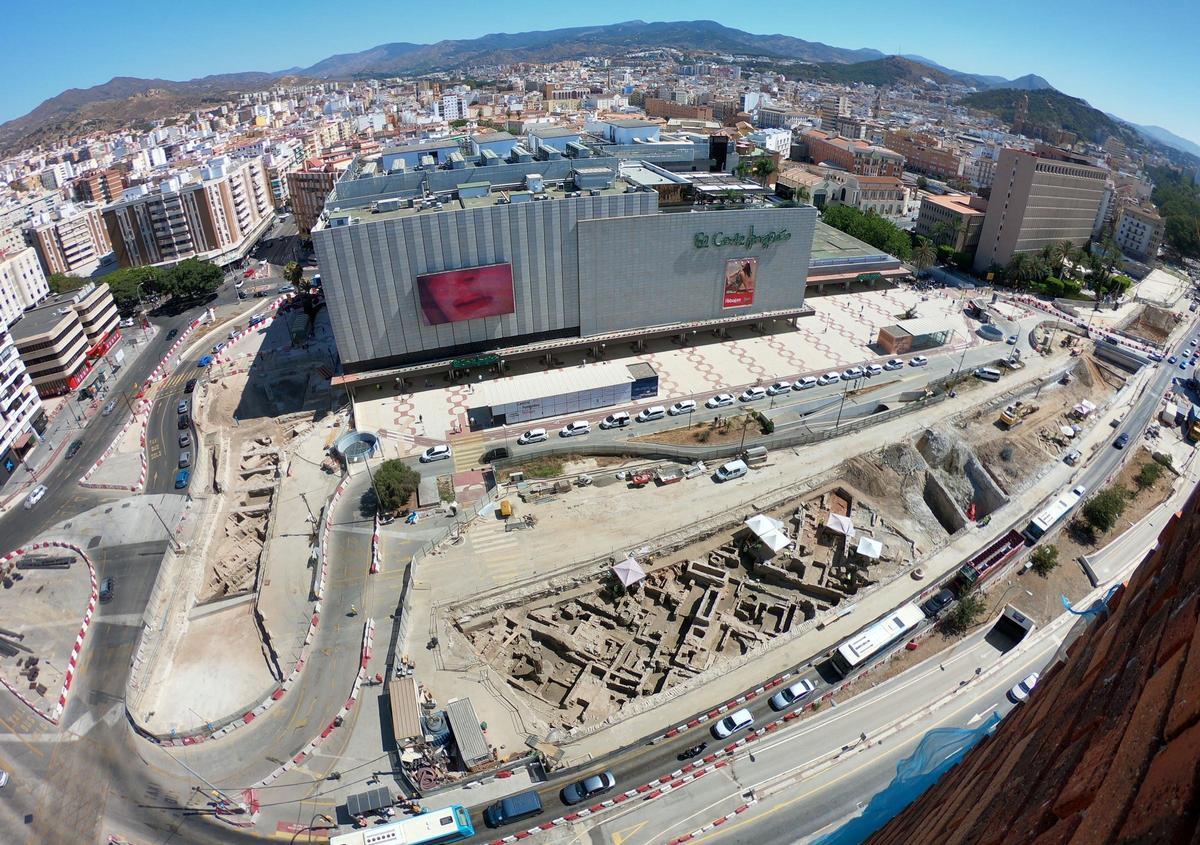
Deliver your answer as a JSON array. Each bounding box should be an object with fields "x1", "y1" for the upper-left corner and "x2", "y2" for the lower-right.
[
  {"x1": 560, "y1": 420, "x2": 591, "y2": 437},
  {"x1": 636, "y1": 406, "x2": 667, "y2": 422},
  {"x1": 599, "y1": 411, "x2": 631, "y2": 429},
  {"x1": 714, "y1": 459, "x2": 749, "y2": 482},
  {"x1": 739, "y1": 386, "x2": 767, "y2": 402},
  {"x1": 974, "y1": 367, "x2": 1002, "y2": 382}
]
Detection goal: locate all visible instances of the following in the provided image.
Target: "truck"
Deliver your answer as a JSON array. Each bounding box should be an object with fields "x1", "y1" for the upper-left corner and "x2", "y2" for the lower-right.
[
  {"x1": 952, "y1": 529, "x2": 1026, "y2": 594},
  {"x1": 999, "y1": 402, "x2": 1037, "y2": 428},
  {"x1": 655, "y1": 466, "x2": 684, "y2": 485}
]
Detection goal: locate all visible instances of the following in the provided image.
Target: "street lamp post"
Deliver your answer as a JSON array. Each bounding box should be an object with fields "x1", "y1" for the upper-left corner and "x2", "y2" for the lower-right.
[{"x1": 290, "y1": 813, "x2": 335, "y2": 844}]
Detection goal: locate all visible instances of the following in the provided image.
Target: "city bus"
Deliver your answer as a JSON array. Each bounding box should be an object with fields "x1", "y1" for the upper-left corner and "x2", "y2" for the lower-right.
[
  {"x1": 829, "y1": 602, "x2": 925, "y2": 677},
  {"x1": 330, "y1": 805, "x2": 475, "y2": 845},
  {"x1": 1022, "y1": 485, "x2": 1086, "y2": 542}
]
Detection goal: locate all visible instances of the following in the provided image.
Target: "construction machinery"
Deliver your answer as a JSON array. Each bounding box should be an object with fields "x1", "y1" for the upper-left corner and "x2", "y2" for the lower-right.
[{"x1": 999, "y1": 401, "x2": 1038, "y2": 428}]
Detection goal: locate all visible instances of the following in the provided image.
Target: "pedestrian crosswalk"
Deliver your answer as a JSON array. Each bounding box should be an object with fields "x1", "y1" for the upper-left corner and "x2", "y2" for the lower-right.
[
  {"x1": 466, "y1": 514, "x2": 525, "y2": 586},
  {"x1": 452, "y1": 432, "x2": 485, "y2": 471}
]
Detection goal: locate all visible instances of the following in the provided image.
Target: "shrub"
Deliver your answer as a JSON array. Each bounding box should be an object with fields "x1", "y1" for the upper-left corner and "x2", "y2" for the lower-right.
[
  {"x1": 1152, "y1": 452, "x2": 1174, "y2": 468},
  {"x1": 1135, "y1": 461, "x2": 1164, "y2": 490},
  {"x1": 372, "y1": 459, "x2": 422, "y2": 513},
  {"x1": 1030, "y1": 545, "x2": 1059, "y2": 576},
  {"x1": 1082, "y1": 486, "x2": 1131, "y2": 533},
  {"x1": 939, "y1": 588, "x2": 986, "y2": 636}
]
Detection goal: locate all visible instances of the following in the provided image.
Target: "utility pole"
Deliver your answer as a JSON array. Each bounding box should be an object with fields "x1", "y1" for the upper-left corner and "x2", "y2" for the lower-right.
[
  {"x1": 149, "y1": 502, "x2": 183, "y2": 553},
  {"x1": 158, "y1": 744, "x2": 244, "y2": 814}
]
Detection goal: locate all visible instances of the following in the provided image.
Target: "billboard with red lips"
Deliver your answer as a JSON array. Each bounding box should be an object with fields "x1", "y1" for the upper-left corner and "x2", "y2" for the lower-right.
[{"x1": 416, "y1": 263, "x2": 516, "y2": 325}]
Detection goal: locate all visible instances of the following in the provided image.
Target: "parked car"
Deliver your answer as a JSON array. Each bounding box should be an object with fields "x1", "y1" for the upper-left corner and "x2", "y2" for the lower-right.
[
  {"x1": 705, "y1": 393, "x2": 734, "y2": 409},
  {"x1": 177, "y1": 400, "x2": 190, "y2": 415},
  {"x1": 1008, "y1": 672, "x2": 1040, "y2": 703},
  {"x1": 1169, "y1": 355, "x2": 1179, "y2": 365},
  {"x1": 99, "y1": 577, "x2": 115, "y2": 603},
  {"x1": 636, "y1": 406, "x2": 667, "y2": 423},
  {"x1": 174, "y1": 468, "x2": 191, "y2": 489},
  {"x1": 178, "y1": 452, "x2": 191, "y2": 468},
  {"x1": 714, "y1": 459, "x2": 748, "y2": 482},
  {"x1": 766, "y1": 380, "x2": 791, "y2": 396},
  {"x1": 560, "y1": 420, "x2": 591, "y2": 438},
  {"x1": 711, "y1": 707, "x2": 754, "y2": 739},
  {"x1": 817, "y1": 372, "x2": 840, "y2": 386},
  {"x1": 23, "y1": 484, "x2": 48, "y2": 509},
  {"x1": 516, "y1": 428, "x2": 548, "y2": 445},
  {"x1": 178, "y1": 414, "x2": 190, "y2": 430},
  {"x1": 248, "y1": 314, "x2": 268, "y2": 327},
  {"x1": 1064, "y1": 449, "x2": 1082, "y2": 465},
  {"x1": 841, "y1": 366, "x2": 864, "y2": 380},
  {"x1": 119, "y1": 317, "x2": 135, "y2": 328},
  {"x1": 561, "y1": 771, "x2": 616, "y2": 805},
  {"x1": 600, "y1": 411, "x2": 631, "y2": 429},
  {"x1": 739, "y1": 386, "x2": 767, "y2": 402},
  {"x1": 794, "y1": 376, "x2": 818, "y2": 390},
  {"x1": 1114, "y1": 433, "x2": 1131, "y2": 449},
  {"x1": 420, "y1": 444, "x2": 452, "y2": 462},
  {"x1": 178, "y1": 432, "x2": 191, "y2": 448},
  {"x1": 909, "y1": 355, "x2": 929, "y2": 367},
  {"x1": 197, "y1": 355, "x2": 213, "y2": 367},
  {"x1": 102, "y1": 400, "x2": 117, "y2": 416},
  {"x1": 920, "y1": 588, "x2": 955, "y2": 618},
  {"x1": 1007, "y1": 334, "x2": 1019, "y2": 345},
  {"x1": 483, "y1": 790, "x2": 543, "y2": 828},
  {"x1": 167, "y1": 328, "x2": 178, "y2": 339},
  {"x1": 185, "y1": 379, "x2": 197, "y2": 393},
  {"x1": 669, "y1": 400, "x2": 697, "y2": 416},
  {"x1": 0, "y1": 769, "x2": 8, "y2": 788},
  {"x1": 66, "y1": 440, "x2": 83, "y2": 459},
  {"x1": 211, "y1": 342, "x2": 225, "y2": 354},
  {"x1": 769, "y1": 678, "x2": 817, "y2": 711},
  {"x1": 883, "y1": 358, "x2": 905, "y2": 371},
  {"x1": 865, "y1": 363, "x2": 883, "y2": 376}
]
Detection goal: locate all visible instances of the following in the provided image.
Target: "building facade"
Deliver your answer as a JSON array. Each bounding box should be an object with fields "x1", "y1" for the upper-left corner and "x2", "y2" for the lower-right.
[
  {"x1": 883, "y1": 130, "x2": 962, "y2": 180},
  {"x1": 286, "y1": 156, "x2": 352, "y2": 239},
  {"x1": 103, "y1": 156, "x2": 273, "y2": 268},
  {"x1": 26, "y1": 203, "x2": 112, "y2": 276},
  {"x1": 973, "y1": 148, "x2": 1108, "y2": 273},
  {"x1": 1113, "y1": 203, "x2": 1164, "y2": 261},
  {"x1": 795, "y1": 129, "x2": 904, "y2": 177},
  {"x1": 0, "y1": 312, "x2": 44, "y2": 485},
  {"x1": 73, "y1": 168, "x2": 125, "y2": 204},
  {"x1": 11, "y1": 282, "x2": 119, "y2": 397},
  {"x1": 0, "y1": 248, "x2": 51, "y2": 318},
  {"x1": 915, "y1": 194, "x2": 988, "y2": 254},
  {"x1": 644, "y1": 98, "x2": 714, "y2": 122}
]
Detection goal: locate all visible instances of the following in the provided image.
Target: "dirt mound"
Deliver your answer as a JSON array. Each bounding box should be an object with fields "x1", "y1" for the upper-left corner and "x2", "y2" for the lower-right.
[{"x1": 879, "y1": 443, "x2": 925, "y2": 476}]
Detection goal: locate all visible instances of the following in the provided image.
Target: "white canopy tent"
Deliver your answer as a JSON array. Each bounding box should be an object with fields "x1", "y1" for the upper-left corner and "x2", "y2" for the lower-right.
[
  {"x1": 825, "y1": 513, "x2": 855, "y2": 537},
  {"x1": 855, "y1": 536, "x2": 883, "y2": 559},
  {"x1": 744, "y1": 513, "x2": 791, "y2": 553},
  {"x1": 612, "y1": 556, "x2": 647, "y2": 587}
]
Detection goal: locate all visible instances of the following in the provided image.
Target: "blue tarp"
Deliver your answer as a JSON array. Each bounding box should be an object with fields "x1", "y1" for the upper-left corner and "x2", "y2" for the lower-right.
[
  {"x1": 811, "y1": 714, "x2": 1001, "y2": 845},
  {"x1": 1062, "y1": 584, "x2": 1120, "y2": 616}
]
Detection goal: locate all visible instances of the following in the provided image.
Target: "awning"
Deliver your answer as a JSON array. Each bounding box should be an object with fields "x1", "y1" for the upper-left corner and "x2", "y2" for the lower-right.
[
  {"x1": 856, "y1": 536, "x2": 883, "y2": 559},
  {"x1": 12, "y1": 432, "x2": 32, "y2": 450},
  {"x1": 744, "y1": 513, "x2": 791, "y2": 553},
  {"x1": 388, "y1": 676, "x2": 422, "y2": 746},
  {"x1": 612, "y1": 556, "x2": 647, "y2": 587},
  {"x1": 825, "y1": 513, "x2": 855, "y2": 536}
]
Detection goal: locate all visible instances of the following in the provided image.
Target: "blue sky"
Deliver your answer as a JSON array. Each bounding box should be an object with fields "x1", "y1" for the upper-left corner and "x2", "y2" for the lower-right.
[{"x1": 5, "y1": 0, "x2": 1199, "y2": 146}]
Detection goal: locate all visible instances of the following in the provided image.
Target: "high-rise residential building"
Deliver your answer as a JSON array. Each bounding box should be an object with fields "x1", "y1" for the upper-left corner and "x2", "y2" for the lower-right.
[
  {"x1": 102, "y1": 156, "x2": 273, "y2": 268},
  {"x1": 0, "y1": 308, "x2": 43, "y2": 485},
  {"x1": 25, "y1": 203, "x2": 112, "y2": 276},
  {"x1": 1113, "y1": 203, "x2": 1164, "y2": 261},
  {"x1": 11, "y1": 282, "x2": 119, "y2": 397},
  {"x1": 73, "y1": 168, "x2": 125, "y2": 204},
  {"x1": 286, "y1": 155, "x2": 353, "y2": 239},
  {"x1": 819, "y1": 95, "x2": 850, "y2": 131},
  {"x1": 972, "y1": 147, "x2": 1109, "y2": 273},
  {"x1": 795, "y1": 129, "x2": 905, "y2": 177},
  {"x1": 0, "y1": 247, "x2": 51, "y2": 316},
  {"x1": 883, "y1": 130, "x2": 963, "y2": 181}
]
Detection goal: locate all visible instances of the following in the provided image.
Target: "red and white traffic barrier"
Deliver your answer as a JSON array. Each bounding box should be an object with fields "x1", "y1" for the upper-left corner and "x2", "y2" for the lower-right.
[
  {"x1": 370, "y1": 513, "x2": 382, "y2": 574},
  {"x1": 0, "y1": 541, "x2": 98, "y2": 725},
  {"x1": 667, "y1": 798, "x2": 759, "y2": 844}
]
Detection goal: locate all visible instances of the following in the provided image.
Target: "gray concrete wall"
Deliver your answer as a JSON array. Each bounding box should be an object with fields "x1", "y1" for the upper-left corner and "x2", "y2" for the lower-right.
[{"x1": 577, "y1": 206, "x2": 816, "y2": 336}]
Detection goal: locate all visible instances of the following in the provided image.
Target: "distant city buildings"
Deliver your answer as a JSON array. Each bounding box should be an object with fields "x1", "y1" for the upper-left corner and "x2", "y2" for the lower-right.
[
  {"x1": 26, "y1": 203, "x2": 112, "y2": 276},
  {"x1": 794, "y1": 129, "x2": 905, "y2": 178}
]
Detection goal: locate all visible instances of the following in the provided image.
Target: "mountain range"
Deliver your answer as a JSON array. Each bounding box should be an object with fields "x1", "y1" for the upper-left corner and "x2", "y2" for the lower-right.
[{"x1": 0, "y1": 19, "x2": 1192, "y2": 160}]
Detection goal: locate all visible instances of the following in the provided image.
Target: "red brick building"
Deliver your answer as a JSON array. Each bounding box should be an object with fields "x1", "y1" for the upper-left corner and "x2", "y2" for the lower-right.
[
  {"x1": 883, "y1": 130, "x2": 962, "y2": 180},
  {"x1": 867, "y1": 483, "x2": 1200, "y2": 845},
  {"x1": 796, "y1": 129, "x2": 904, "y2": 177},
  {"x1": 644, "y1": 98, "x2": 714, "y2": 122}
]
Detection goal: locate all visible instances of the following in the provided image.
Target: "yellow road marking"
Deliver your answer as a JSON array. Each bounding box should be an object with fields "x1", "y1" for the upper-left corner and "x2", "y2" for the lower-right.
[{"x1": 611, "y1": 820, "x2": 650, "y2": 845}]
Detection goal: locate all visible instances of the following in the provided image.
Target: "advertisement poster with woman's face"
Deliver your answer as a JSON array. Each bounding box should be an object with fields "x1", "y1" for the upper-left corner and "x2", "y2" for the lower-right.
[
  {"x1": 722, "y1": 258, "x2": 757, "y2": 308},
  {"x1": 416, "y1": 263, "x2": 516, "y2": 325}
]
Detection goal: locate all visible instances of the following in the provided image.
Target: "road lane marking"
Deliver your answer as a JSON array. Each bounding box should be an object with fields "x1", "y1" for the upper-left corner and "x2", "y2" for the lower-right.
[{"x1": 611, "y1": 820, "x2": 649, "y2": 845}]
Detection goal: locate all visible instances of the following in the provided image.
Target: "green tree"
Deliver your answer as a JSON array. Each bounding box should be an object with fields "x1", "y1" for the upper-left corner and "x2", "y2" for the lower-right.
[
  {"x1": 1051, "y1": 240, "x2": 1076, "y2": 276},
  {"x1": 820, "y1": 204, "x2": 912, "y2": 260},
  {"x1": 1135, "y1": 461, "x2": 1164, "y2": 490},
  {"x1": 796, "y1": 185, "x2": 811, "y2": 203},
  {"x1": 750, "y1": 156, "x2": 777, "y2": 186},
  {"x1": 47, "y1": 273, "x2": 89, "y2": 294},
  {"x1": 283, "y1": 261, "x2": 304, "y2": 285},
  {"x1": 372, "y1": 459, "x2": 422, "y2": 514},
  {"x1": 1082, "y1": 486, "x2": 1130, "y2": 534},
  {"x1": 916, "y1": 175, "x2": 928, "y2": 191},
  {"x1": 939, "y1": 588, "x2": 986, "y2": 636},
  {"x1": 912, "y1": 238, "x2": 937, "y2": 276},
  {"x1": 161, "y1": 258, "x2": 222, "y2": 301},
  {"x1": 1030, "y1": 545, "x2": 1059, "y2": 576},
  {"x1": 1005, "y1": 253, "x2": 1046, "y2": 290}
]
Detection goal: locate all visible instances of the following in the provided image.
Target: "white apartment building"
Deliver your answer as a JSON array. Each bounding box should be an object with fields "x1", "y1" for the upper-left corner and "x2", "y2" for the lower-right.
[
  {"x1": 0, "y1": 247, "x2": 50, "y2": 318},
  {"x1": 25, "y1": 203, "x2": 112, "y2": 276},
  {"x1": 0, "y1": 254, "x2": 46, "y2": 484}
]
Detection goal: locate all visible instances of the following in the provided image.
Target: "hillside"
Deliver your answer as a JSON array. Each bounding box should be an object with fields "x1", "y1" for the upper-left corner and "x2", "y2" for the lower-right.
[
  {"x1": 959, "y1": 88, "x2": 1131, "y2": 144},
  {"x1": 753, "y1": 56, "x2": 957, "y2": 87}
]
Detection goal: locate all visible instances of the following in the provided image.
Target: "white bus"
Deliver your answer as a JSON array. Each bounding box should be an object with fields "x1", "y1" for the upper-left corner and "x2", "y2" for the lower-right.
[
  {"x1": 830, "y1": 602, "x2": 925, "y2": 677},
  {"x1": 330, "y1": 805, "x2": 474, "y2": 845},
  {"x1": 1023, "y1": 485, "x2": 1087, "y2": 542}
]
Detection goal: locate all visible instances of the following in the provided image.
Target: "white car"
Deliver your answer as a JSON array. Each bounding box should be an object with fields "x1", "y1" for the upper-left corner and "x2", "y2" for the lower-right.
[
  {"x1": 102, "y1": 400, "x2": 117, "y2": 416},
  {"x1": 865, "y1": 363, "x2": 883, "y2": 376},
  {"x1": 711, "y1": 707, "x2": 754, "y2": 739},
  {"x1": 119, "y1": 317, "x2": 135, "y2": 328},
  {"x1": 705, "y1": 393, "x2": 735, "y2": 409},
  {"x1": 560, "y1": 420, "x2": 591, "y2": 437},
  {"x1": 420, "y1": 444, "x2": 452, "y2": 463},
  {"x1": 23, "y1": 484, "x2": 48, "y2": 510},
  {"x1": 1008, "y1": 672, "x2": 1040, "y2": 703},
  {"x1": 517, "y1": 428, "x2": 547, "y2": 445},
  {"x1": 883, "y1": 358, "x2": 905, "y2": 371},
  {"x1": 0, "y1": 769, "x2": 7, "y2": 788},
  {"x1": 739, "y1": 387, "x2": 767, "y2": 402},
  {"x1": 817, "y1": 372, "x2": 840, "y2": 386},
  {"x1": 766, "y1": 380, "x2": 791, "y2": 396},
  {"x1": 769, "y1": 678, "x2": 817, "y2": 711},
  {"x1": 668, "y1": 400, "x2": 697, "y2": 416},
  {"x1": 841, "y1": 367, "x2": 864, "y2": 380},
  {"x1": 599, "y1": 411, "x2": 630, "y2": 429},
  {"x1": 793, "y1": 376, "x2": 818, "y2": 390},
  {"x1": 909, "y1": 355, "x2": 929, "y2": 367},
  {"x1": 636, "y1": 406, "x2": 666, "y2": 422}
]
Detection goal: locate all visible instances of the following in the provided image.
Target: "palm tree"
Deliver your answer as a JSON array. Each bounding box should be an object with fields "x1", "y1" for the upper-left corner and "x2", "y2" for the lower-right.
[
  {"x1": 1052, "y1": 240, "x2": 1076, "y2": 277},
  {"x1": 912, "y1": 239, "x2": 937, "y2": 277},
  {"x1": 750, "y1": 156, "x2": 777, "y2": 187},
  {"x1": 1006, "y1": 253, "x2": 1044, "y2": 290}
]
